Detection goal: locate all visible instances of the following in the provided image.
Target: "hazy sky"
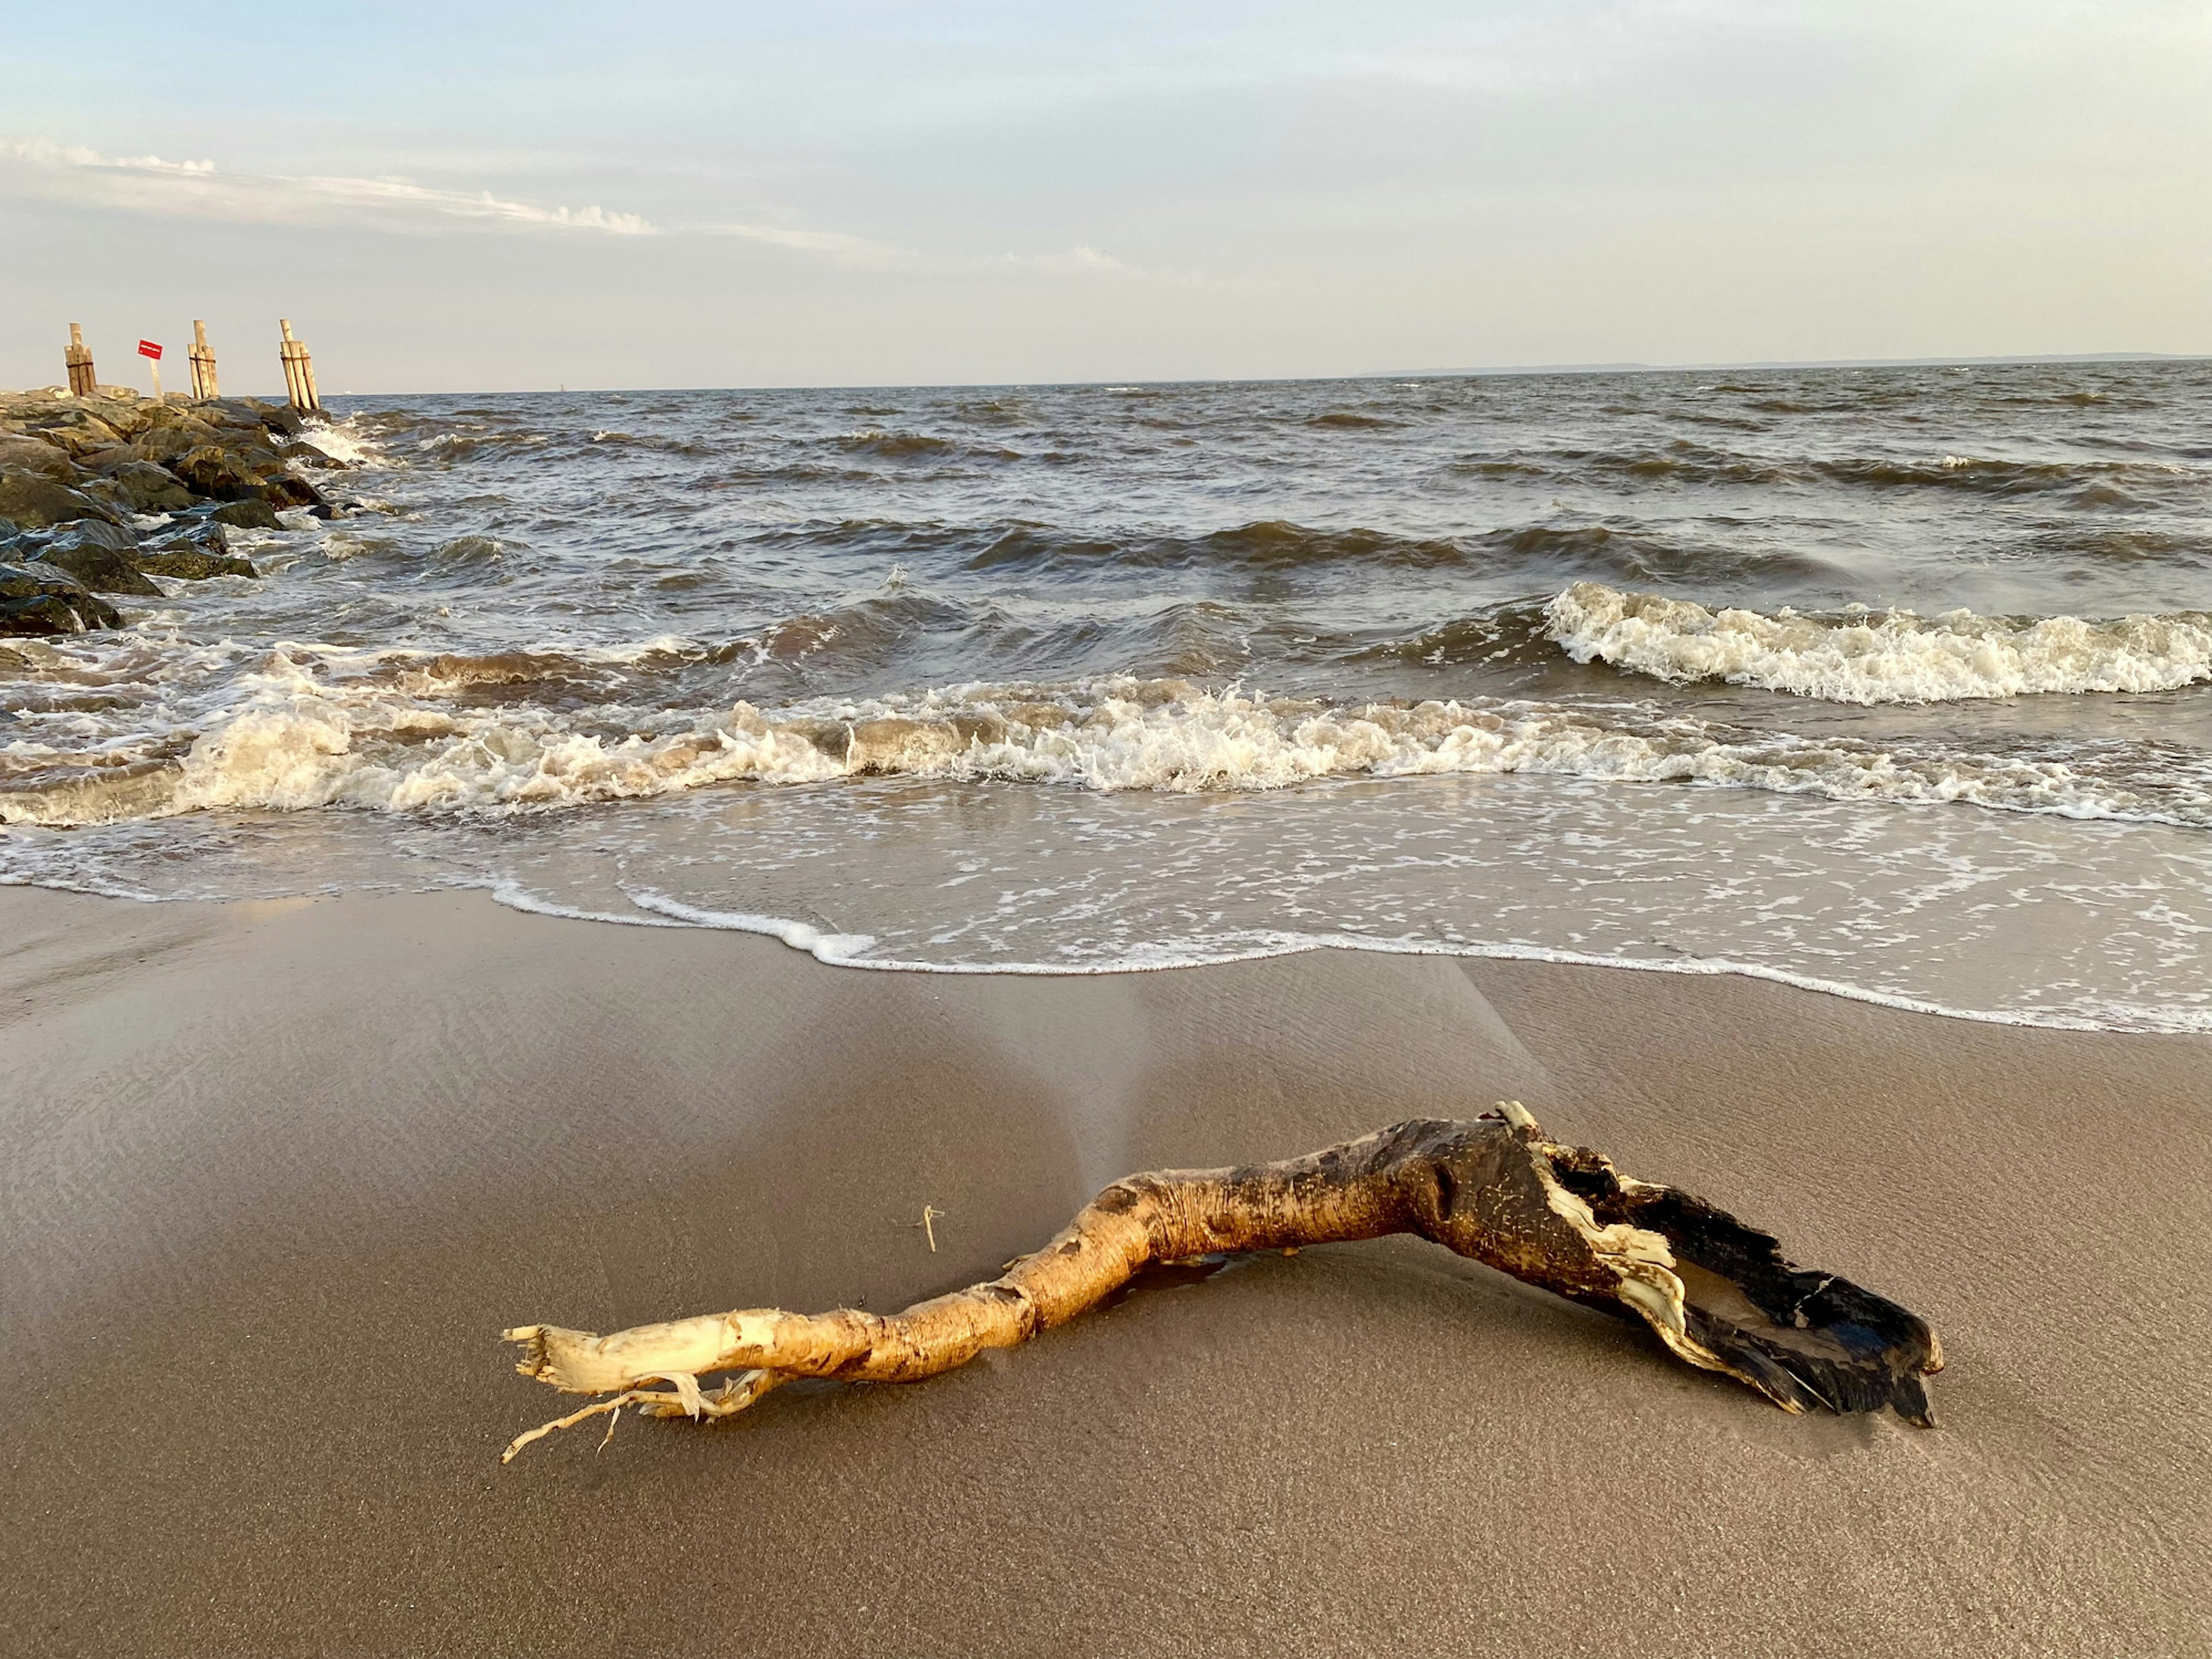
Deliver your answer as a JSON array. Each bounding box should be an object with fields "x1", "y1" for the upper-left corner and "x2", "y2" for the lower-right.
[{"x1": 4, "y1": 2, "x2": 2207, "y2": 392}]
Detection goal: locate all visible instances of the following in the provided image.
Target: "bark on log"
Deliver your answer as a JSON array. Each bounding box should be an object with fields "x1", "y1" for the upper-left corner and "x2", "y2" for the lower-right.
[{"x1": 501, "y1": 1104, "x2": 1941, "y2": 1460}]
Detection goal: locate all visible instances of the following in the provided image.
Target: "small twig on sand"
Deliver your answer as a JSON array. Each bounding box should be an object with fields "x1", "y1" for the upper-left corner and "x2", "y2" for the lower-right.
[{"x1": 914, "y1": 1205, "x2": 946, "y2": 1252}]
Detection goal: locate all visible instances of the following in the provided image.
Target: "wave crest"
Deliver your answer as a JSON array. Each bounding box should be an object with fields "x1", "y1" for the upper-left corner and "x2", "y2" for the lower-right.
[
  {"x1": 6, "y1": 656, "x2": 2204, "y2": 829},
  {"x1": 1546, "y1": 581, "x2": 2212, "y2": 704}
]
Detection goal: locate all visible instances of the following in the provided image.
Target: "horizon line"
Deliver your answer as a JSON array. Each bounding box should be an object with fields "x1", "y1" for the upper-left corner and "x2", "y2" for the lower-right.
[{"x1": 10, "y1": 349, "x2": 2203, "y2": 404}]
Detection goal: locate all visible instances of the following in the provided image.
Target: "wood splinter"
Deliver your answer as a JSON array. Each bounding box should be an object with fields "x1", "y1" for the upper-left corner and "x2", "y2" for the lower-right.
[{"x1": 501, "y1": 1104, "x2": 1942, "y2": 1462}]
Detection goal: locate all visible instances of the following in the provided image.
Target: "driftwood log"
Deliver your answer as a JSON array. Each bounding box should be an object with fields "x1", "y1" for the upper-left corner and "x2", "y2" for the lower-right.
[{"x1": 502, "y1": 1104, "x2": 1941, "y2": 1460}]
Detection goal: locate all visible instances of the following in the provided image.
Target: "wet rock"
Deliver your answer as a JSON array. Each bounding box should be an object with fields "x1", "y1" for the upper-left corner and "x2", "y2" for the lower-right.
[
  {"x1": 4, "y1": 522, "x2": 158, "y2": 598},
  {"x1": 257, "y1": 471, "x2": 327, "y2": 511},
  {"x1": 0, "y1": 592, "x2": 86, "y2": 634},
  {"x1": 0, "y1": 469, "x2": 122, "y2": 530},
  {"x1": 169, "y1": 444, "x2": 264, "y2": 501},
  {"x1": 156, "y1": 516, "x2": 232, "y2": 553},
  {"x1": 109, "y1": 460, "x2": 196, "y2": 513},
  {"x1": 29, "y1": 540, "x2": 163, "y2": 597},
  {"x1": 210, "y1": 498, "x2": 282, "y2": 531},
  {"x1": 81, "y1": 509, "x2": 259, "y2": 579},
  {"x1": 279, "y1": 440, "x2": 342, "y2": 468},
  {"x1": 136, "y1": 543, "x2": 258, "y2": 580},
  {"x1": 0, "y1": 561, "x2": 122, "y2": 634},
  {"x1": 24, "y1": 520, "x2": 141, "y2": 555},
  {"x1": 222, "y1": 441, "x2": 282, "y2": 474}
]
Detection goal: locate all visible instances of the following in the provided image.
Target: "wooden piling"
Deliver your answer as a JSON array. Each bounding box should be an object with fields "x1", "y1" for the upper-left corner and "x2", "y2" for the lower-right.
[
  {"x1": 189, "y1": 320, "x2": 219, "y2": 400},
  {"x1": 279, "y1": 319, "x2": 321, "y2": 415},
  {"x1": 65, "y1": 324, "x2": 97, "y2": 397}
]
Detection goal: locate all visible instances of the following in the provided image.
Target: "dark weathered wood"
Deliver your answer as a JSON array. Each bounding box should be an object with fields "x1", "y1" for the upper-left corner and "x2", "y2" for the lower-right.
[{"x1": 502, "y1": 1104, "x2": 1942, "y2": 1459}]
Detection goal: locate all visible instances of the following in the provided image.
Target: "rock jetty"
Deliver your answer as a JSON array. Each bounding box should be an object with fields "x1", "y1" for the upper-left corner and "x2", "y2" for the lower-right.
[{"x1": 0, "y1": 388, "x2": 352, "y2": 637}]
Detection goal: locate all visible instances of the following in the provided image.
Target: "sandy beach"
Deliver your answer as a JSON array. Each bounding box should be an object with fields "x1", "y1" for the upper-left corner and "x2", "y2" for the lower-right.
[
  {"x1": 13, "y1": 4, "x2": 2210, "y2": 1650},
  {"x1": 1, "y1": 884, "x2": 2204, "y2": 1657}
]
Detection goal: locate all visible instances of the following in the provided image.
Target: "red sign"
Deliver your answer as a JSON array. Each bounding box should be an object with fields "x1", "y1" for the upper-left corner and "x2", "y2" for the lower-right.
[{"x1": 138, "y1": 340, "x2": 163, "y2": 360}]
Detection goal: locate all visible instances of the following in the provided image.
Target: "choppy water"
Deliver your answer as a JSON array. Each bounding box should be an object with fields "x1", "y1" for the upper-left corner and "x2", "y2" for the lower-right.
[{"x1": 5, "y1": 362, "x2": 2211, "y2": 1029}]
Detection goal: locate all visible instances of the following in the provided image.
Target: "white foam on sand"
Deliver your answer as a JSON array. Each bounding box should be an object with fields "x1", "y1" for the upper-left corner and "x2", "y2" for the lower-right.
[
  {"x1": 1546, "y1": 580, "x2": 2212, "y2": 704},
  {"x1": 472, "y1": 878, "x2": 2212, "y2": 1036}
]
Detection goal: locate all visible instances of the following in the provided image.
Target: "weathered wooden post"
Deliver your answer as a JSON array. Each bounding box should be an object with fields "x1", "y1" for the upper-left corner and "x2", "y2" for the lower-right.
[
  {"x1": 65, "y1": 324, "x2": 97, "y2": 397},
  {"x1": 278, "y1": 319, "x2": 321, "y2": 414},
  {"x1": 189, "y1": 320, "x2": 219, "y2": 400},
  {"x1": 138, "y1": 339, "x2": 165, "y2": 400}
]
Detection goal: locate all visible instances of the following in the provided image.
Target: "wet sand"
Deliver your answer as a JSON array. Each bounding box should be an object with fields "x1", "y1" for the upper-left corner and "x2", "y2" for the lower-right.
[{"x1": 1, "y1": 886, "x2": 2206, "y2": 1657}]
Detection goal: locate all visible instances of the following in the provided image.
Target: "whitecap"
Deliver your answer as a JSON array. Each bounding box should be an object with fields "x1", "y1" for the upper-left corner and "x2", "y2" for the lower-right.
[{"x1": 1546, "y1": 581, "x2": 2212, "y2": 704}]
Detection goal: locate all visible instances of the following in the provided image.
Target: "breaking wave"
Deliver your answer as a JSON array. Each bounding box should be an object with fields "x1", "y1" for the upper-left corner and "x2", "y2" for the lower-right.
[
  {"x1": 297, "y1": 414, "x2": 393, "y2": 469},
  {"x1": 1547, "y1": 581, "x2": 2212, "y2": 704},
  {"x1": 6, "y1": 652, "x2": 2205, "y2": 828}
]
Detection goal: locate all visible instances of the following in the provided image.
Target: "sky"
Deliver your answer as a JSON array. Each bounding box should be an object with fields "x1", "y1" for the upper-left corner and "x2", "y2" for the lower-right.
[{"x1": 3, "y1": 1, "x2": 2208, "y2": 393}]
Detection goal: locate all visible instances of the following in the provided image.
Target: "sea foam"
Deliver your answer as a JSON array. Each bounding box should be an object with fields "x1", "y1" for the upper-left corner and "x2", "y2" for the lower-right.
[
  {"x1": 5, "y1": 651, "x2": 2202, "y2": 828},
  {"x1": 1546, "y1": 581, "x2": 2212, "y2": 704}
]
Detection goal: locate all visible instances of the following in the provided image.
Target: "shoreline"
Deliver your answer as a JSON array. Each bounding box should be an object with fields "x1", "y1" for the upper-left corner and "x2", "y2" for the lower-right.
[
  {"x1": 2, "y1": 884, "x2": 2206, "y2": 1656},
  {"x1": 10, "y1": 865, "x2": 2204, "y2": 1037},
  {"x1": 483, "y1": 876, "x2": 2212, "y2": 1034}
]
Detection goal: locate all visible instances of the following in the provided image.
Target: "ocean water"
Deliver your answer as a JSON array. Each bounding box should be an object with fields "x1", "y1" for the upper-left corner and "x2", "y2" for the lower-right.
[{"x1": 5, "y1": 363, "x2": 2210, "y2": 1031}]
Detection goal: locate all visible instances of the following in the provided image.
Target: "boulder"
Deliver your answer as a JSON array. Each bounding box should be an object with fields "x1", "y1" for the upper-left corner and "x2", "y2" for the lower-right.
[
  {"x1": 72, "y1": 476, "x2": 128, "y2": 512},
  {"x1": 0, "y1": 435, "x2": 77, "y2": 482},
  {"x1": 156, "y1": 516, "x2": 232, "y2": 553},
  {"x1": 144, "y1": 400, "x2": 224, "y2": 429},
  {"x1": 210, "y1": 498, "x2": 282, "y2": 531},
  {"x1": 29, "y1": 541, "x2": 163, "y2": 597},
  {"x1": 25, "y1": 520, "x2": 141, "y2": 555},
  {"x1": 241, "y1": 399, "x2": 307, "y2": 437},
  {"x1": 279, "y1": 441, "x2": 343, "y2": 468},
  {"x1": 132, "y1": 423, "x2": 228, "y2": 467},
  {"x1": 0, "y1": 592, "x2": 86, "y2": 634},
  {"x1": 258, "y1": 471, "x2": 327, "y2": 511},
  {"x1": 32, "y1": 414, "x2": 132, "y2": 457},
  {"x1": 169, "y1": 445, "x2": 263, "y2": 501},
  {"x1": 0, "y1": 562, "x2": 122, "y2": 635},
  {"x1": 137, "y1": 543, "x2": 258, "y2": 580},
  {"x1": 109, "y1": 460, "x2": 196, "y2": 513},
  {"x1": 94, "y1": 507, "x2": 257, "y2": 578},
  {"x1": 190, "y1": 399, "x2": 254, "y2": 426},
  {"x1": 0, "y1": 469, "x2": 121, "y2": 530}
]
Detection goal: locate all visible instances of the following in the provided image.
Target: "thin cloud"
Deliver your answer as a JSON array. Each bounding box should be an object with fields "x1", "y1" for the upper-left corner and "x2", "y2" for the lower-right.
[
  {"x1": 5, "y1": 138, "x2": 1144, "y2": 276},
  {"x1": 1026, "y1": 245, "x2": 1125, "y2": 273},
  {"x1": 2, "y1": 138, "x2": 653, "y2": 236},
  {"x1": 1005, "y1": 245, "x2": 1248, "y2": 287},
  {"x1": 681, "y1": 219, "x2": 901, "y2": 267}
]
